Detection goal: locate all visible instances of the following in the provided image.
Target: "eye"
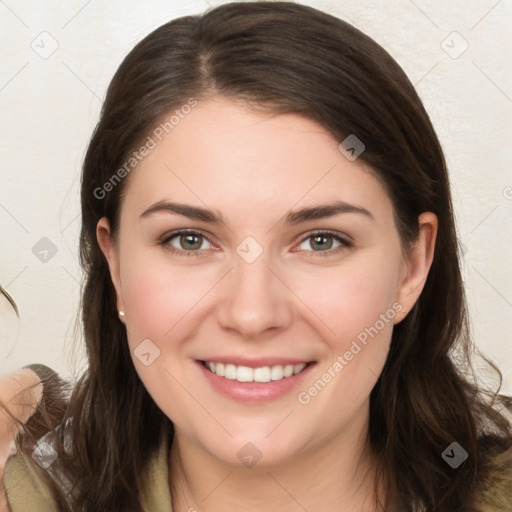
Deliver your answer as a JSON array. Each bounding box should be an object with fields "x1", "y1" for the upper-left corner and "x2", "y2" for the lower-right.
[
  {"x1": 161, "y1": 230, "x2": 214, "y2": 256},
  {"x1": 296, "y1": 230, "x2": 352, "y2": 257},
  {"x1": 160, "y1": 229, "x2": 352, "y2": 258}
]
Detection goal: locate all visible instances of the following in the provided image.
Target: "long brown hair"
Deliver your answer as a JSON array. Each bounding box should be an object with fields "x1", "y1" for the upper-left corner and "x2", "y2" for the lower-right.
[{"x1": 10, "y1": 2, "x2": 512, "y2": 510}]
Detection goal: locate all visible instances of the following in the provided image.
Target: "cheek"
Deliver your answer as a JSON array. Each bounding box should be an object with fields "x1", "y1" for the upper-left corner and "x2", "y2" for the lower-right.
[
  {"x1": 289, "y1": 249, "x2": 401, "y2": 413},
  {"x1": 287, "y1": 248, "x2": 401, "y2": 349},
  {"x1": 120, "y1": 240, "x2": 402, "y2": 359},
  {"x1": 117, "y1": 250, "x2": 217, "y2": 427},
  {"x1": 119, "y1": 247, "x2": 218, "y2": 345}
]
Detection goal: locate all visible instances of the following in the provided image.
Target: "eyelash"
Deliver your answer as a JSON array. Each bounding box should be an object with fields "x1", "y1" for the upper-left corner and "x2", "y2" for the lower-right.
[{"x1": 159, "y1": 229, "x2": 353, "y2": 258}]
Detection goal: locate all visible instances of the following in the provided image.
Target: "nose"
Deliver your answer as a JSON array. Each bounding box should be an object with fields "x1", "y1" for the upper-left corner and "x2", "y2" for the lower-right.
[{"x1": 216, "y1": 249, "x2": 293, "y2": 340}]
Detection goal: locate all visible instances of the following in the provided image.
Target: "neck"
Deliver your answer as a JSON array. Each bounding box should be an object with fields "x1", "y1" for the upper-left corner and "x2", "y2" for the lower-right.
[{"x1": 168, "y1": 404, "x2": 387, "y2": 512}]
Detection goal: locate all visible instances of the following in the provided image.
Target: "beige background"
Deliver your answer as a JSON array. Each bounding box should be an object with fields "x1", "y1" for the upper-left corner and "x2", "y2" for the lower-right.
[{"x1": 0, "y1": 0, "x2": 511, "y2": 394}]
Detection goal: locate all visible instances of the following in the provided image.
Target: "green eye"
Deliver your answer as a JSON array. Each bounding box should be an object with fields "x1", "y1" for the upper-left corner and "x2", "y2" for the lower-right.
[
  {"x1": 161, "y1": 230, "x2": 213, "y2": 256},
  {"x1": 160, "y1": 229, "x2": 352, "y2": 258},
  {"x1": 296, "y1": 231, "x2": 353, "y2": 257}
]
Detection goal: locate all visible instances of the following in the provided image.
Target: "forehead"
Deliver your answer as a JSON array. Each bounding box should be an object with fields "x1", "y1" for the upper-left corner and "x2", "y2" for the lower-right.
[{"x1": 120, "y1": 97, "x2": 393, "y2": 226}]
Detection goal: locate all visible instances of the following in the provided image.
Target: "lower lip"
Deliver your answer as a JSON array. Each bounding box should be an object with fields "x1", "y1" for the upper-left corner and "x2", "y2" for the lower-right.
[{"x1": 196, "y1": 361, "x2": 316, "y2": 404}]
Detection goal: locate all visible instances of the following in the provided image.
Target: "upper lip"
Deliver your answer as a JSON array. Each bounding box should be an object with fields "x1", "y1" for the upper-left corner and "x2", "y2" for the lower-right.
[{"x1": 198, "y1": 357, "x2": 314, "y2": 368}]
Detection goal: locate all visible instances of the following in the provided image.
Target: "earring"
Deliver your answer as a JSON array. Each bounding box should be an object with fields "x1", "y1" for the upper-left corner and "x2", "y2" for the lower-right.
[{"x1": 118, "y1": 311, "x2": 125, "y2": 319}]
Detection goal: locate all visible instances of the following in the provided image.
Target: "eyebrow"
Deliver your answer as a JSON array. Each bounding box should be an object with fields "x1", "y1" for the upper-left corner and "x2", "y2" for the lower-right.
[{"x1": 139, "y1": 200, "x2": 374, "y2": 225}]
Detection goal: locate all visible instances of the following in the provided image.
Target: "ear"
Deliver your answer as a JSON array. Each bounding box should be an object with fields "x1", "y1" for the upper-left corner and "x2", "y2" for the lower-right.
[
  {"x1": 394, "y1": 212, "x2": 438, "y2": 324},
  {"x1": 96, "y1": 217, "x2": 125, "y2": 316}
]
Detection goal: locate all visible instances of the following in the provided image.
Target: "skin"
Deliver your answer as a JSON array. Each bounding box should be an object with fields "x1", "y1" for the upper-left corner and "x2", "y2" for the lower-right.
[{"x1": 97, "y1": 96, "x2": 437, "y2": 512}]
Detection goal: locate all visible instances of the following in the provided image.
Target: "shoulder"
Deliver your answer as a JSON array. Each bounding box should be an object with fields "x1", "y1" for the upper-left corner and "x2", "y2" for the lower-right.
[
  {"x1": 473, "y1": 432, "x2": 512, "y2": 511},
  {"x1": 4, "y1": 448, "x2": 57, "y2": 512},
  {"x1": 140, "y1": 429, "x2": 174, "y2": 511},
  {"x1": 4, "y1": 418, "x2": 74, "y2": 512},
  {"x1": 5, "y1": 421, "x2": 173, "y2": 511}
]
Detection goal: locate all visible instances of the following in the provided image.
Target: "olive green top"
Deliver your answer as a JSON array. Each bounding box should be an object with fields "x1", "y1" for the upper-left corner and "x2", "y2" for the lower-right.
[{"x1": 4, "y1": 432, "x2": 173, "y2": 511}]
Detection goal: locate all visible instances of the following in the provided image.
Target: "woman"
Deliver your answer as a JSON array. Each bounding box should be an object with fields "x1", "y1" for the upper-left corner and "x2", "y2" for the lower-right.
[{"x1": 2, "y1": 2, "x2": 512, "y2": 511}]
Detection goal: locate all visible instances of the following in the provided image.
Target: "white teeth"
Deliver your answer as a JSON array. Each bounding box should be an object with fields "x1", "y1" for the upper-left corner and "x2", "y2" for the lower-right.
[
  {"x1": 216, "y1": 362, "x2": 225, "y2": 377},
  {"x1": 204, "y1": 361, "x2": 308, "y2": 382},
  {"x1": 224, "y1": 364, "x2": 237, "y2": 380},
  {"x1": 294, "y1": 363, "x2": 306, "y2": 374},
  {"x1": 254, "y1": 366, "x2": 271, "y2": 383},
  {"x1": 270, "y1": 365, "x2": 283, "y2": 380},
  {"x1": 236, "y1": 366, "x2": 253, "y2": 382},
  {"x1": 283, "y1": 365, "x2": 294, "y2": 378}
]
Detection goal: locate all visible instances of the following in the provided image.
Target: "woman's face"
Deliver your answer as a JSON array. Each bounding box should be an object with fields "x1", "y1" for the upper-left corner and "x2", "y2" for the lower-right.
[{"x1": 98, "y1": 96, "x2": 436, "y2": 468}]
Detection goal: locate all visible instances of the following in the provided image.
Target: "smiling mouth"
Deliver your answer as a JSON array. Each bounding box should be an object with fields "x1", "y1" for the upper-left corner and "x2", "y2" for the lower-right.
[{"x1": 201, "y1": 361, "x2": 312, "y2": 383}]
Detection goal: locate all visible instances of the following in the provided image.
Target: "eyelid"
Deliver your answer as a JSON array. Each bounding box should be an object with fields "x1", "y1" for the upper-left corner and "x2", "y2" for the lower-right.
[
  {"x1": 160, "y1": 228, "x2": 217, "y2": 251},
  {"x1": 160, "y1": 228, "x2": 353, "y2": 256},
  {"x1": 293, "y1": 229, "x2": 353, "y2": 257},
  {"x1": 295, "y1": 229, "x2": 353, "y2": 245}
]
